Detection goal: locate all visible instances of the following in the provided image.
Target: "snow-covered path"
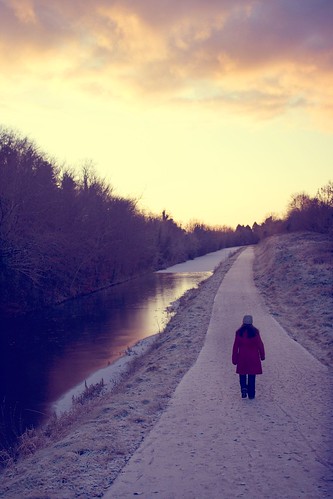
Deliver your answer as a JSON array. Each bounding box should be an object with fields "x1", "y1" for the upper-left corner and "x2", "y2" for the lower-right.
[{"x1": 104, "y1": 248, "x2": 332, "y2": 498}]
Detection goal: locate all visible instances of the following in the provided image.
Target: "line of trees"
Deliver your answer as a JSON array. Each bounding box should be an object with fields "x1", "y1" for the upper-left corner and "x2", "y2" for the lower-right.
[
  {"x1": 252, "y1": 182, "x2": 333, "y2": 240},
  {"x1": 0, "y1": 128, "x2": 256, "y2": 317},
  {"x1": 1, "y1": 127, "x2": 331, "y2": 318}
]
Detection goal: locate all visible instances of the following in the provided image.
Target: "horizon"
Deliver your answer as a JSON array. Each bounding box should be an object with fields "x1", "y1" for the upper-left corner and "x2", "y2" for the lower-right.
[{"x1": 1, "y1": 1, "x2": 332, "y2": 229}]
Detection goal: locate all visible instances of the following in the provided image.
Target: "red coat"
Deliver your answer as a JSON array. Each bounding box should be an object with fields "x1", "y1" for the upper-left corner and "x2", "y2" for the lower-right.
[{"x1": 232, "y1": 329, "x2": 265, "y2": 375}]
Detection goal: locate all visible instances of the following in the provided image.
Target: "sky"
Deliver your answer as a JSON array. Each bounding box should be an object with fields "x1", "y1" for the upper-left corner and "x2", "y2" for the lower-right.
[{"x1": 0, "y1": 0, "x2": 332, "y2": 229}]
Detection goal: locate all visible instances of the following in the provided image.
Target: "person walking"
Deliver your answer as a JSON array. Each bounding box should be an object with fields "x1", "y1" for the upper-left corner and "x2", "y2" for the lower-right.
[{"x1": 232, "y1": 315, "x2": 265, "y2": 399}]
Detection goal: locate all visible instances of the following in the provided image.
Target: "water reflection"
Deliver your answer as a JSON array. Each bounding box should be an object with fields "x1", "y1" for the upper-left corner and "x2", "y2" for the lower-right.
[
  {"x1": 0, "y1": 271, "x2": 210, "y2": 443},
  {"x1": 46, "y1": 272, "x2": 209, "y2": 406}
]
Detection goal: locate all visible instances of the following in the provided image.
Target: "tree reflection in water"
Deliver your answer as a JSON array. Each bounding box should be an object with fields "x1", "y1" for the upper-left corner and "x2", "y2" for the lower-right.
[{"x1": 0, "y1": 271, "x2": 210, "y2": 446}]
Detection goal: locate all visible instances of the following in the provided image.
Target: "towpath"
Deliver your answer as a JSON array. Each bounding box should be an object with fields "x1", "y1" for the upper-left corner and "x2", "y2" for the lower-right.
[{"x1": 104, "y1": 247, "x2": 332, "y2": 498}]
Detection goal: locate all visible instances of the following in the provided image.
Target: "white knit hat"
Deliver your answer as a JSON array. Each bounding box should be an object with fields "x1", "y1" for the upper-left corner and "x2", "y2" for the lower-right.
[{"x1": 243, "y1": 315, "x2": 253, "y2": 325}]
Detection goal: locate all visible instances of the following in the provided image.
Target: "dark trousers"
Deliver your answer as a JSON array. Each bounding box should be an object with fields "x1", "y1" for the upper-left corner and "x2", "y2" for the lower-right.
[{"x1": 239, "y1": 374, "x2": 256, "y2": 399}]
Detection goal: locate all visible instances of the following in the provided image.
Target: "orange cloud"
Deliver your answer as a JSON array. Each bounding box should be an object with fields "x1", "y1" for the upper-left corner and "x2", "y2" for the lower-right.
[{"x1": 0, "y1": 0, "x2": 332, "y2": 121}]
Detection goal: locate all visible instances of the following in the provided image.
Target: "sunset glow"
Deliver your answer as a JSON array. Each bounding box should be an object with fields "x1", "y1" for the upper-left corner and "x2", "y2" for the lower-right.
[{"x1": 1, "y1": 0, "x2": 332, "y2": 228}]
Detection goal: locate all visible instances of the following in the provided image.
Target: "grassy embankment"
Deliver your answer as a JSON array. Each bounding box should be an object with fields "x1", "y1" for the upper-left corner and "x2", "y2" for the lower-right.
[{"x1": 254, "y1": 231, "x2": 332, "y2": 369}]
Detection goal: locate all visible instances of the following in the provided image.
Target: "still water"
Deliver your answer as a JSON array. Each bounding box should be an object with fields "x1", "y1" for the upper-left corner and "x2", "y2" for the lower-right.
[{"x1": 0, "y1": 270, "x2": 210, "y2": 445}]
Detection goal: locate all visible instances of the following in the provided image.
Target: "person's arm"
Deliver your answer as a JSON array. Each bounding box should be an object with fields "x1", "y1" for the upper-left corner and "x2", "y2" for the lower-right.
[
  {"x1": 258, "y1": 332, "x2": 265, "y2": 361},
  {"x1": 232, "y1": 333, "x2": 239, "y2": 365}
]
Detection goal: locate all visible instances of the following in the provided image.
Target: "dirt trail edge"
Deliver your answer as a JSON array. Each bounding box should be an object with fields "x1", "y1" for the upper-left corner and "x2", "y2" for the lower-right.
[{"x1": 104, "y1": 247, "x2": 333, "y2": 499}]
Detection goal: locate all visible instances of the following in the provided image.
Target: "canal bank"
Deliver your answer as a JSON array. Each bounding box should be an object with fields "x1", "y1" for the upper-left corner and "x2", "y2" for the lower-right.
[
  {"x1": 1, "y1": 247, "x2": 237, "y2": 444},
  {"x1": 53, "y1": 246, "x2": 239, "y2": 416},
  {"x1": 0, "y1": 248, "x2": 242, "y2": 496}
]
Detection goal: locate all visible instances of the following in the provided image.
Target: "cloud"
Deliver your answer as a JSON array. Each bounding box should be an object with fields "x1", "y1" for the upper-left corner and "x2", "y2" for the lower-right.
[{"x1": 0, "y1": 0, "x2": 332, "y2": 120}]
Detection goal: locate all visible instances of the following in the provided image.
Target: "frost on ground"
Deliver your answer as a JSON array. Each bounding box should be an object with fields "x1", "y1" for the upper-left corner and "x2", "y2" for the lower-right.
[
  {"x1": 0, "y1": 232, "x2": 332, "y2": 498},
  {"x1": 104, "y1": 243, "x2": 332, "y2": 499}
]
